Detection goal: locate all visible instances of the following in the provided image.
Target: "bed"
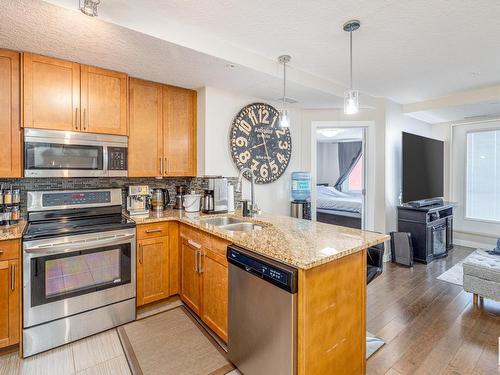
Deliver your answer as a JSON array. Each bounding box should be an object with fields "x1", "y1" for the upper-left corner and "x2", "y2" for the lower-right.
[{"x1": 316, "y1": 185, "x2": 362, "y2": 228}]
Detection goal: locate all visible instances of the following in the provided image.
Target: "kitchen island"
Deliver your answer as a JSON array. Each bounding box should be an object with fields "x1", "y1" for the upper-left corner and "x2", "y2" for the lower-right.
[{"x1": 129, "y1": 209, "x2": 388, "y2": 375}]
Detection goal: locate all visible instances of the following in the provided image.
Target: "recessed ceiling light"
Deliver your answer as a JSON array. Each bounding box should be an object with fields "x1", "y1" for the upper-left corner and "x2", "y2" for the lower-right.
[
  {"x1": 79, "y1": 0, "x2": 100, "y2": 17},
  {"x1": 226, "y1": 63, "x2": 236, "y2": 70},
  {"x1": 318, "y1": 129, "x2": 344, "y2": 138}
]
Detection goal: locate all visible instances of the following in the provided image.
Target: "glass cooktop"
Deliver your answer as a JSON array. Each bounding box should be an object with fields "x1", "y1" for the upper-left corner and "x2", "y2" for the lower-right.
[{"x1": 23, "y1": 214, "x2": 135, "y2": 240}]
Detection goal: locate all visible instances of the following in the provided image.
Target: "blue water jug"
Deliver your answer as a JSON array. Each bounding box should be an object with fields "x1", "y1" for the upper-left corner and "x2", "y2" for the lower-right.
[{"x1": 291, "y1": 172, "x2": 311, "y2": 201}]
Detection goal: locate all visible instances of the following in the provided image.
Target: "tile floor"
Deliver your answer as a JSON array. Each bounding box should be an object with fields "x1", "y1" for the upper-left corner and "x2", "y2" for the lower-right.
[{"x1": 0, "y1": 298, "x2": 241, "y2": 375}]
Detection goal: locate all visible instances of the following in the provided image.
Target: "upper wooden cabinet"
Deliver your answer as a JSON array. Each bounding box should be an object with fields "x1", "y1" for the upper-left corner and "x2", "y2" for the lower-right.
[
  {"x1": 163, "y1": 85, "x2": 197, "y2": 176},
  {"x1": 23, "y1": 53, "x2": 128, "y2": 135},
  {"x1": 0, "y1": 50, "x2": 22, "y2": 178},
  {"x1": 129, "y1": 79, "x2": 196, "y2": 177},
  {"x1": 129, "y1": 78, "x2": 163, "y2": 177},
  {"x1": 23, "y1": 53, "x2": 80, "y2": 131},
  {"x1": 81, "y1": 65, "x2": 127, "y2": 135}
]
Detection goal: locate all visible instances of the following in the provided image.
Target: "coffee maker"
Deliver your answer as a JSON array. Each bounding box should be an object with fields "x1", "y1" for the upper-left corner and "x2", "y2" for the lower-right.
[
  {"x1": 202, "y1": 177, "x2": 228, "y2": 213},
  {"x1": 127, "y1": 185, "x2": 150, "y2": 216},
  {"x1": 173, "y1": 185, "x2": 188, "y2": 210}
]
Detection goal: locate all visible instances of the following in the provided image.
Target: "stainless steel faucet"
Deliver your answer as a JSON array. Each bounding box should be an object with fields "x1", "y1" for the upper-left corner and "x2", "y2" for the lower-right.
[{"x1": 235, "y1": 167, "x2": 259, "y2": 217}]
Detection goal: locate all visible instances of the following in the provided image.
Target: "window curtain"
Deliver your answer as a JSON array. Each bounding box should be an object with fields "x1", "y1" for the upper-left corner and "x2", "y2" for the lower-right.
[{"x1": 334, "y1": 141, "x2": 362, "y2": 191}]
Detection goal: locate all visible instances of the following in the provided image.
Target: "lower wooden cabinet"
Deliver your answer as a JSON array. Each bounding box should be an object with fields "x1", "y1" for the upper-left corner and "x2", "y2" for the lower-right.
[
  {"x1": 180, "y1": 225, "x2": 229, "y2": 342},
  {"x1": 0, "y1": 240, "x2": 20, "y2": 349},
  {"x1": 180, "y1": 239, "x2": 202, "y2": 315},
  {"x1": 136, "y1": 222, "x2": 179, "y2": 307},
  {"x1": 137, "y1": 236, "x2": 169, "y2": 306},
  {"x1": 201, "y1": 249, "x2": 228, "y2": 342}
]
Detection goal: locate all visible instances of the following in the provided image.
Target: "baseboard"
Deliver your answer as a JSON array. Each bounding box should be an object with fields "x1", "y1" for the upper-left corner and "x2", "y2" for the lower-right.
[{"x1": 453, "y1": 239, "x2": 492, "y2": 250}]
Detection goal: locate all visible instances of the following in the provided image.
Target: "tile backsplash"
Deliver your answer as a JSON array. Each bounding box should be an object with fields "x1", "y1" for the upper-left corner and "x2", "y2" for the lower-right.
[{"x1": 0, "y1": 177, "x2": 241, "y2": 215}]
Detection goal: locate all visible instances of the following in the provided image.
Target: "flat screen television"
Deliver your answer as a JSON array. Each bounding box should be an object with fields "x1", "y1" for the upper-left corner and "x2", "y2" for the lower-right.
[{"x1": 402, "y1": 132, "x2": 444, "y2": 203}]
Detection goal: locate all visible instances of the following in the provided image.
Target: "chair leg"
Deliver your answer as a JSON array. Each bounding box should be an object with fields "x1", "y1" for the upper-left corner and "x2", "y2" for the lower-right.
[{"x1": 473, "y1": 293, "x2": 478, "y2": 305}]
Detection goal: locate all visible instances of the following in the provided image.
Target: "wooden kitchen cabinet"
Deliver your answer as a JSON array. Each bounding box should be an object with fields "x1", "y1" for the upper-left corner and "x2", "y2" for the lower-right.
[
  {"x1": 0, "y1": 50, "x2": 22, "y2": 178},
  {"x1": 0, "y1": 240, "x2": 20, "y2": 349},
  {"x1": 180, "y1": 225, "x2": 229, "y2": 342},
  {"x1": 201, "y1": 248, "x2": 228, "y2": 342},
  {"x1": 180, "y1": 239, "x2": 202, "y2": 315},
  {"x1": 128, "y1": 78, "x2": 163, "y2": 177},
  {"x1": 80, "y1": 65, "x2": 128, "y2": 135},
  {"x1": 137, "y1": 237, "x2": 169, "y2": 306},
  {"x1": 136, "y1": 222, "x2": 178, "y2": 307},
  {"x1": 23, "y1": 52, "x2": 80, "y2": 131},
  {"x1": 128, "y1": 81, "x2": 197, "y2": 177},
  {"x1": 162, "y1": 85, "x2": 197, "y2": 176},
  {"x1": 23, "y1": 53, "x2": 128, "y2": 135}
]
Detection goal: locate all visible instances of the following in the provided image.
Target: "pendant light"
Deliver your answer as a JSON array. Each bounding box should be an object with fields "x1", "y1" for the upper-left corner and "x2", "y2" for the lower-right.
[
  {"x1": 343, "y1": 20, "x2": 360, "y2": 115},
  {"x1": 79, "y1": 0, "x2": 100, "y2": 17},
  {"x1": 278, "y1": 55, "x2": 291, "y2": 128}
]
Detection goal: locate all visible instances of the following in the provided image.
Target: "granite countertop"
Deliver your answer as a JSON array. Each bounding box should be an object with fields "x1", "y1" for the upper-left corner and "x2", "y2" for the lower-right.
[
  {"x1": 127, "y1": 210, "x2": 389, "y2": 270},
  {"x1": 0, "y1": 220, "x2": 27, "y2": 241}
]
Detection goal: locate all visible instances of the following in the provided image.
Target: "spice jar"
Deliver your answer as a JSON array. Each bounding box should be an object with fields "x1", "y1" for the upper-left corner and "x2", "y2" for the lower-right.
[
  {"x1": 12, "y1": 189, "x2": 20, "y2": 204},
  {"x1": 3, "y1": 190, "x2": 12, "y2": 205},
  {"x1": 10, "y1": 206, "x2": 19, "y2": 222},
  {"x1": 2, "y1": 206, "x2": 11, "y2": 225}
]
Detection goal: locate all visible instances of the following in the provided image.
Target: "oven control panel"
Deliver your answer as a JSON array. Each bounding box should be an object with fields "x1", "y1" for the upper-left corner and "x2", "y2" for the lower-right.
[
  {"x1": 42, "y1": 191, "x2": 112, "y2": 207},
  {"x1": 108, "y1": 147, "x2": 128, "y2": 171}
]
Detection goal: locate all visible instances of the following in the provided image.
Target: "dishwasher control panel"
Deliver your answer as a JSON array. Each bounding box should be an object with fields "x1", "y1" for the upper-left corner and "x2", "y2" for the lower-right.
[{"x1": 227, "y1": 246, "x2": 298, "y2": 293}]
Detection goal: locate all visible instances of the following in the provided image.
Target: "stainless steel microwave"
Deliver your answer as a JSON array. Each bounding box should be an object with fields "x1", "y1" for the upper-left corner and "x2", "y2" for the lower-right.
[{"x1": 24, "y1": 129, "x2": 128, "y2": 178}]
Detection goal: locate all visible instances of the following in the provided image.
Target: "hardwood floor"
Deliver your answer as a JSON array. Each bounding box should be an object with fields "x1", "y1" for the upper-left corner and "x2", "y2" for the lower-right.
[{"x1": 367, "y1": 245, "x2": 500, "y2": 375}]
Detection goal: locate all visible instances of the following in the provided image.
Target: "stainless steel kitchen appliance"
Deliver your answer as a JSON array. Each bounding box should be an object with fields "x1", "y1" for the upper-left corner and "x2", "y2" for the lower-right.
[
  {"x1": 24, "y1": 129, "x2": 128, "y2": 177},
  {"x1": 22, "y1": 189, "x2": 136, "y2": 357},
  {"x1": 202, "y1": 177, "x2": 228, "y2": 214},
  {"x1": 227, "y1": 245, "x2": 298, "y2": 375},
  {"x1": 173, "y1": 185, "x2": 188, "y2": 210},
  {"x1": 151, "y1": 188, "x2": 170, "y2": 212},
  {"x1": 127, "y1": 185, "x2": 151, "y2": 216}
]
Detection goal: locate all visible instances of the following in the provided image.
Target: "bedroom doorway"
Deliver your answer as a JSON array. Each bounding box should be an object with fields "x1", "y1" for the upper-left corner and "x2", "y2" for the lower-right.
[{"x1": 315, "y1": 127, "x2": 366, "y2": 229}]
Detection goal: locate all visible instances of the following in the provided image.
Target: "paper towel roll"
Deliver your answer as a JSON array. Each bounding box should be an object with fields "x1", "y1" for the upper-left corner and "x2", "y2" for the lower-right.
[{"x1": 227, "y1": 184, "x2": 235, "y2": 212}]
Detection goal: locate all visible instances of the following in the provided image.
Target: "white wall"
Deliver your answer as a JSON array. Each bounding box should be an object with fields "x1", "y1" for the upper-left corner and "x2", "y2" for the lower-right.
[
  {"x1": 316, "y1": 143, "x2": 339, "y2": 186},
  {"x1": 384, "y1": 100, "x2": 433, "y2": 232},
  {"x1": 197, "y1": 86, "x2": 302, "y2": 216}
]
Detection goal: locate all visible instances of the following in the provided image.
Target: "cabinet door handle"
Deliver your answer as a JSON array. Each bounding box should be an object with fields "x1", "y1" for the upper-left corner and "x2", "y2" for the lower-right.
[
  {"x1": 83, "y1": 108, "x2": 87, "y2": 130},
  {"x1": 10, "y1": 264, "x2": 15, "y2": 291},
  {"x1": 164, "y1": 157, "x2": 168, "y2": 175},
  {"x1": 145, "y1": 229, "x2": 162, "y2": 234},
  {"x1": 0, "y1": 249, "x2": 4, "y2": 255},
  {"x1": 160, "y1": 157, "x2": 163, "y2": 176},
  {"x1": 194, "y1": 248, "x2": 198, "y2": 272},
  {"x1": 139, "y1": 244, "x2": 143, "y2": 264},
  {"x1": 188, "y1": 239, "x2": 202, "y2": 249},
  {"x1": 75, "y1": 108, "x2": 79, "y2": 130},
  {"x1": 198, "y1": 251, "x2": 203, "y2": 273}
]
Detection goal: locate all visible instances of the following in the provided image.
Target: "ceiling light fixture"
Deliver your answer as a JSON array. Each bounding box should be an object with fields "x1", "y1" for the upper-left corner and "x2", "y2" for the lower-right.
[
  {"x1": 79, "y1": 0, "x2": 100, "y2": 17},
  {"x1": 343, "y1": 20, "x2": 360, "y2": 115},
  {"x1": 278, "y1": 54, "x2": 291, "y2": 128},
  {"x1": 318, "y1": 129, "x2": 342, "y2": 138}
]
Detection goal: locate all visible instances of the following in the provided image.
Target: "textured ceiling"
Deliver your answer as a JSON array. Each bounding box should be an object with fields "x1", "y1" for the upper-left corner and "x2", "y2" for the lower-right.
[
  {"x1": 43, "y1": 0, "x2": 500, "y2": 105},
  {"x1": 0, "y1": 0, "x2": 348, "y2": 109}
]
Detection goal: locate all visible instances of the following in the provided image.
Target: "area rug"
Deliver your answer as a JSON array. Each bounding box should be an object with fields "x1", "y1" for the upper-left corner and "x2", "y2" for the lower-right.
[
  {"x1": 366, "y1": 332, "x2": 384, "y2": 359},
  {"x1": 436, "y1": 250, "x2": 486, "y2": 286},
  {"x1": 117, "y1": 306, "x2": 235, "y2": 375}
]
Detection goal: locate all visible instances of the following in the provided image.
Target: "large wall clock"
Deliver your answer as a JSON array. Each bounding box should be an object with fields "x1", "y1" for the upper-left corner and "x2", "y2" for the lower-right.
[{"x1": 230, "y1": 103, "x2": 292, "y2": 184}]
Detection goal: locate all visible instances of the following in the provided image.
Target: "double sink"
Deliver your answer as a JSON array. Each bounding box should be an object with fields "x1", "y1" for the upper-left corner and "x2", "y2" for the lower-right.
[{"x1": 200, "y1": 216, "x2": 263, "y2": 232}]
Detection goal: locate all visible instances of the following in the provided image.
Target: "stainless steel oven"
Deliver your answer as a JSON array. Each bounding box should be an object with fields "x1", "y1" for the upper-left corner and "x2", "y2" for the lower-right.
[
  {"x1": 24, "y1": 129, "x2": 128, "y2": 177},
  {"x1": 22, "y1": 189, "x2": 136, "y2": 357}
]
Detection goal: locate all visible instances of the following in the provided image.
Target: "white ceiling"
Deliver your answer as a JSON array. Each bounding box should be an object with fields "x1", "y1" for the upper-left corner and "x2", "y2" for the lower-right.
[
  {"x1": 407, "y1": 100, "x2": 500, "y2": 124},
  {"x1": 2, "y1": 0, "x2": 500, "y2": 113},
  {"x1": 41, "y1": 0, "x2": 500, "y2": 105}
]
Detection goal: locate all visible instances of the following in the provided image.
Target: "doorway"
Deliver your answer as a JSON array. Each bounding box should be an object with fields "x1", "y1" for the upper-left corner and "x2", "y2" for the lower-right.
[{"x1": 313, "y1": 126, "x2": 367, "y2": 229}]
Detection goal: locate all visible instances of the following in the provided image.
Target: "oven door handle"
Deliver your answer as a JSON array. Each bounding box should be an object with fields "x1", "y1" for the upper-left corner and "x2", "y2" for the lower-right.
[{"x1": 24, "y1": 234, "x2": 135, "y2": 256}]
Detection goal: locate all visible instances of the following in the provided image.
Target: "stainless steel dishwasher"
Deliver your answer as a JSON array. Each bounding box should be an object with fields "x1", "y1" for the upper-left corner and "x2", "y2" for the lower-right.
[{"x1": 227, "y1": 245, "x2": 298, "y2": 375}]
